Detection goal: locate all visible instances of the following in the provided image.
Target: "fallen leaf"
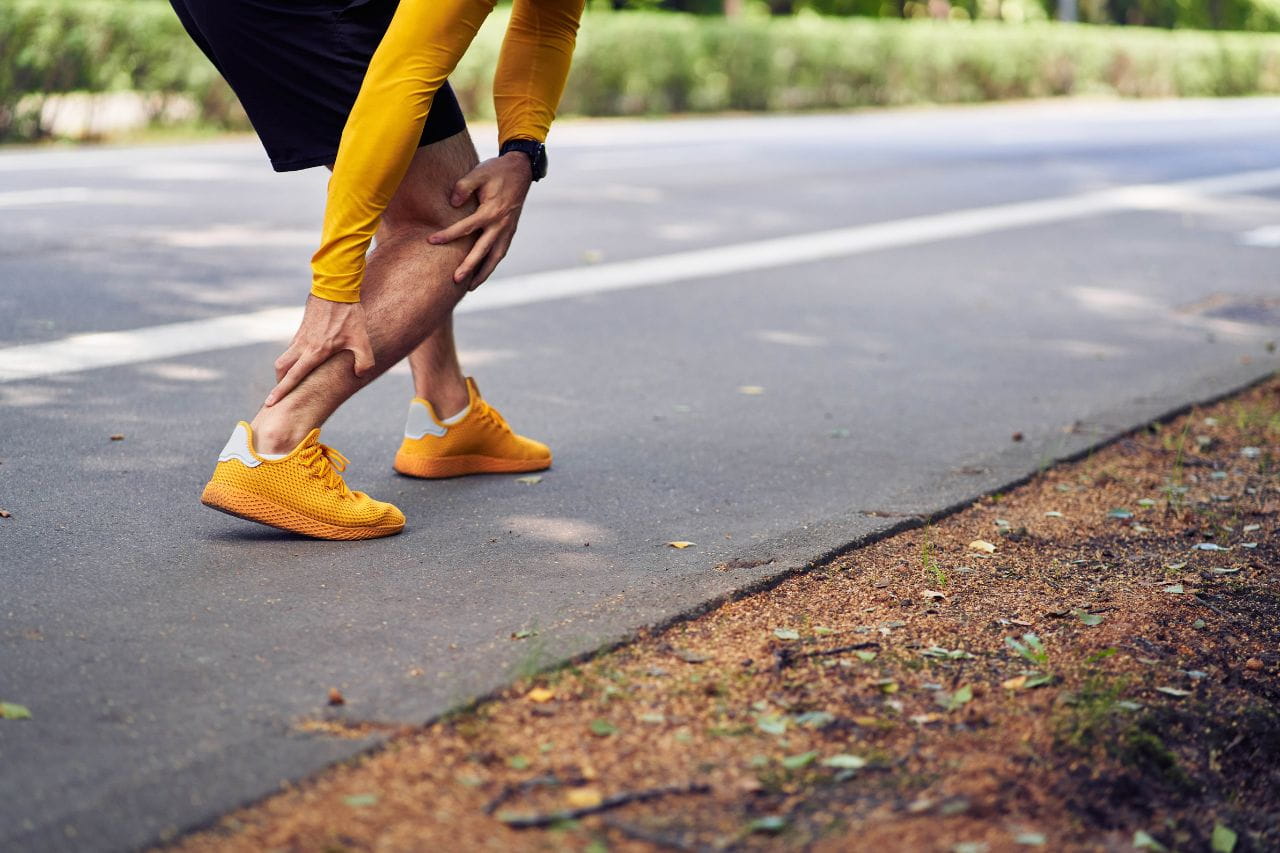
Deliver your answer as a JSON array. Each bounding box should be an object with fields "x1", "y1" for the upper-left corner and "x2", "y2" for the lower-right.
[
  {"x1": 854, "y1": 651, "x2": 877, "y2": 663},
  {"x1": 666, "y1": 541, "x2": 695, "y2": 549},
  {"x1": 1074, "y1": 610, "x2": 1104, "y2": 627},
  {"x1": 773, "y1": 628, "x2": 800, "y2": 641},
  {"x1": 512, "y1": 629, "x2": 535, "y2": 640},
  {"x1": 1162, "y1": 584, "x2": 1185, "y2": 594},
  {"x1": 1211, "y1": 824, "x2": 1238, "y2": 853},
  {"x1": 875, "y1": 679, "x2": 899, "y2": 694},
  {"x1": 793, "y1": 710, "x2": 835, "y2": 729},
  {"x1": 1002, "y1": 675, "x2": 1028, "y2": 691},
  {"x1": 747, "y1": 816, "x2": 787, "y2": 834},
  {"x1": 1244, "y1": 658, "x2": 1264, "y2": 671},
  {"x1": 1014, "y1": 832, "x2": 1047, "y2": 846},
  {"x1": 968, "y1": 539, "x2": 997, "y2": 553},
  {"x1": 0, "y1": 702, "x2": 32, "y2": 720},
  {"x1": 526, "y1": 687, "x2": 554, "y2": 703},
  {"x1": 822, "y1": 754, "x2": 867, "y2": 769},
  {"x1": 1193, "y1": 542, "x2": 1227, "y2": 551},
  {"x1": 639, "y1": 712, "x2": 665, "y2": 724},
  {"x1": 1155, "y1": 686, "x2": 1190, "y2": 697},
  {"x1": 910, "y1": 712, "x2": 943, "y2": 725},
  {"x1": 1137, "y1": 498, "x2": 1157, "y2": 508},
  {"x1": 937, "y1": 684, "x2": 973, "y2": 711},
  {"x1": 327, "y1": 688, "x2": 345, "y2": 706},
  {"x1": 851, "y1": 715, "x2": 880, "y2": 727},
  {"x1": 781, "y1": 750, "x2": 818, "y2": 769},
  {"x1": 589, "y1": 719, "x2": 617, "y2": 737},
  {"x1": 737, "y1": 385, "x2": 765, "y2": 395},
  {"x1": 343, "y1": 793, "x2": 378, "y2": 808},
  {"x1": 922, "y1": 590, "x2": 946, "y2": 600},
  {"x1": 565, "y1": 787, "x2": 603, "y2": 809},
  {"x1": 514, "y1": 475, "x2": 542, "y2": 485},
  {"x1": 507, "y1": 755, "x2": 530, "y2": 770},
  {"x1": 1044, "y1": 511, "x2": 1064, "y2": 518},
  {"x1": 1107, "y1": 508, "x2": 1133, "y2": 520},
  {"x1": 952, "y1": 842, "x2": 987, "y2": 853},
  {"x1": 1192, "y1": 618, "x2": 1207, "y2": 630},
  {"x1": 756, "y1": 714, "x2": 788, "y2": 735}
]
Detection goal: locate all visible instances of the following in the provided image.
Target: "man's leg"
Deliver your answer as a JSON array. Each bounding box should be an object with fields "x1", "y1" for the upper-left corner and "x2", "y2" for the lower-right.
[
  {"x1": 406, "y1": 319, "x2": 470, "y2": 420},
  {"x1": 248, "y1": 130, "x2": 480, "y2": 453}
]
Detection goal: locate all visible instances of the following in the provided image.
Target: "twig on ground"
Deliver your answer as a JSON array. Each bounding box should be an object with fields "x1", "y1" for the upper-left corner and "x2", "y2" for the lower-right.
[
  {"x1": 483, "y1": 773, "x2": 586, "y2": 815},
  {"x1": 603, "y1": 817, "x2": 710, "y2": 852}
]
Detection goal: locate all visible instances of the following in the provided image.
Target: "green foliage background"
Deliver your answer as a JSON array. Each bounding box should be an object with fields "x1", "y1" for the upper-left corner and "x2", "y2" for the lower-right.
[{"x1": 4, "y1": 0, "x2": 1280, "y2": 140}]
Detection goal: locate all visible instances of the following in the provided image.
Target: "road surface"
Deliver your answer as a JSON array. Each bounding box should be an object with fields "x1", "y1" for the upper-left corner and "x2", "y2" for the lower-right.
[{"x1": 2, "y1": 99, "x2": 1279, "y2": 851}]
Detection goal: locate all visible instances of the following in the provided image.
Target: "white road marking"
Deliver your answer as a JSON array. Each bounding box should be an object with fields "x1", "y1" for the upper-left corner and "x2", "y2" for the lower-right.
[
  {"x1": 3, "y1": 165, "x2": 1280, "y2": 384},
  {"x1": 1239, "y1": 224, "x2": 1280, "y2": 247},
  {"x1": 0, "y1": 187, "x2": 168, "y2": 208}
]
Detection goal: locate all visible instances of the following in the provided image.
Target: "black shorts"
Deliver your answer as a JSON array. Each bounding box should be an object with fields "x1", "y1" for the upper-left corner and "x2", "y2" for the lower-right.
[{"x1": 170, "y1": 0, "x2": 467, "y2": 172}]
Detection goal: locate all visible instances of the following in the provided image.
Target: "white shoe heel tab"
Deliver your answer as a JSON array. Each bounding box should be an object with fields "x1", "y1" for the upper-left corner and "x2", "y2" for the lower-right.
[
  {"x1": 405, "y1": 399, "x2": 447, "y2": 440},
  {"x1": 217, "y1": 422, "x2": 262, "y2": 468}
]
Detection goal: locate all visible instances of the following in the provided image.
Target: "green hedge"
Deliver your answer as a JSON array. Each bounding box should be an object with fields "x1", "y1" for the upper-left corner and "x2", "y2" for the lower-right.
[
  {"x1": 0, "y1": 0, "x2": 235, "y2": 139},
  {"x1": 451, "y1": 13, "x2": 1280, "y2": 116},
  {"x1": 5, "y1": 2, "x2": 1280, "y2": 141}
]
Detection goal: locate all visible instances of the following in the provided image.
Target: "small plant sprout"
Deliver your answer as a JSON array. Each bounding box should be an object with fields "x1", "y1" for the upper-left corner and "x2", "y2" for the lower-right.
[
  {"x1": 1005, "y1": 633, "x2": 1055, "y2": 688},
  {"x1": 920, "y1": 525, "x2": 946, "y2": 587}
]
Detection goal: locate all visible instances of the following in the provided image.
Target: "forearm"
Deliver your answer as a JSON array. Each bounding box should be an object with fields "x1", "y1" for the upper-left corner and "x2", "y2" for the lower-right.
[
  {"x1": 493, "y1": 0, "x2": 585, "y2": 145},
  {"x1": 311, "y1": 0, "x2": 497, "y2": 303}
]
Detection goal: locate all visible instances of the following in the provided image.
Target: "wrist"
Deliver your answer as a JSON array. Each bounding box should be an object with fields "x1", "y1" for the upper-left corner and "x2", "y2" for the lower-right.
[{"x1": 499, "y1": 138, "x2": 547, "y2": 182}]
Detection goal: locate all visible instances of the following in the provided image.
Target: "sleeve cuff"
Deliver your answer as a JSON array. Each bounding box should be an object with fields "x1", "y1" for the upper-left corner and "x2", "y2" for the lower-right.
[{"x1": 309, "y1": 282, "x2": 362, "y2": 303}]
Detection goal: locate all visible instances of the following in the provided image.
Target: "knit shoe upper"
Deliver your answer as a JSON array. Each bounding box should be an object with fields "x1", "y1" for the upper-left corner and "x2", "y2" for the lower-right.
[
  {"x1": 393, "y1": 378, "x2": 552, "y2": 479},
  {"x1": 202, "y1": 422, "x2": 405, "y2": 540}
]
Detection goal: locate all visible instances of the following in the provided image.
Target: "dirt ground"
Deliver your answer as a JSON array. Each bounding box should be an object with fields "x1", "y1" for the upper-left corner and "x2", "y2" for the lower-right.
[{"x1": 169, "y1": 375, "x2": 1280, "y2": 853}]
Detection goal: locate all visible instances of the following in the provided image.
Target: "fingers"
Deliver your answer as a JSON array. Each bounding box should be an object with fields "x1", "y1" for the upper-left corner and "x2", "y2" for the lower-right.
[
  {"x1": 265, "y1": 351, "x2": 325, "y2": 407},
  {"x1": 469, "y1": 231, "x2": 513, "y2": 291},
  {"x1": 273, "y1": 346, "x2": 300, "y2": 383},
  {"x1": 454, "y1": 228, "x2": 500, "y2": 285},
  {"x1": 429, "y1": 209, "x2": 486, "y2": 246}
]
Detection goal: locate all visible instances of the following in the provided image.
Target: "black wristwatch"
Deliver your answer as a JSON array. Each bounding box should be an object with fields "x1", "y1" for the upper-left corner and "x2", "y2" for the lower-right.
[{"x1": 500, "y1": 138, "x2": 547, "y2": 182}]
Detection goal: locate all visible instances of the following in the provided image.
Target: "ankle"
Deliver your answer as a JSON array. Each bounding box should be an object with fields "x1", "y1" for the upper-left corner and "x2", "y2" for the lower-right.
[
  {"x1": 249, "y1": 409, "x2": 311, "y2": 455},
  {"x1": 416, "y1": 376, "x2": 470, "y2": 421}
]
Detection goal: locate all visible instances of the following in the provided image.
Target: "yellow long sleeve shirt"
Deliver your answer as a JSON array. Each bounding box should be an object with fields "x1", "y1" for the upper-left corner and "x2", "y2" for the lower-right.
[{"x1": 310, "y1": 0, "x2": 585, "y2": 303}]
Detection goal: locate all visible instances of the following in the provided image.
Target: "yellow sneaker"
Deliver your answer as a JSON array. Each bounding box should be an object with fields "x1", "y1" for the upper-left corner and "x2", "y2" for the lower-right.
[
  {"x1": 201, "y1": 422, "x2": 405, "y2": 540},
  {"x1": 393, "y1": 378, "x2": 552, "y2": 479}
]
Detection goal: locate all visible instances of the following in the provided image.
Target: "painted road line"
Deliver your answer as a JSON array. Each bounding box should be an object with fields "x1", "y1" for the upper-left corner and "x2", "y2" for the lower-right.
[
  {"x1": 3, "y1": 166, "x2": 1280, "y2": 384},
  {"x1": 0, "y1": 187, "x2": 170, "y2": 208}
]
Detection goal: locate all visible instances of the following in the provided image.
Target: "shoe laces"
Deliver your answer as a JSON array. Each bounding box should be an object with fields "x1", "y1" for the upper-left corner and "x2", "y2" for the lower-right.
[
  {"x1": 479, "y1": 402, "x2": 510, "y2": 433},
  {"x1": 297, "y1": 442, "x2": 351, "y2": 497}
]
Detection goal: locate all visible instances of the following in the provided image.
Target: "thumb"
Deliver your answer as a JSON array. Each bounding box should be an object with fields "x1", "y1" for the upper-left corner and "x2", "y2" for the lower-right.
[
  {"x1": 350, "y1": 339, "x2": 376, "y2": 377},
  {"x1": 451, "y1": 174, "x2": 478, "y2": 207}
]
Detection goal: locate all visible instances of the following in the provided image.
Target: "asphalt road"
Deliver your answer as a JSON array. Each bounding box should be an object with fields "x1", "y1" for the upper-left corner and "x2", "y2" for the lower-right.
[{"x1": 2, "y1": 99, "x2": 1279, "y2": 852}]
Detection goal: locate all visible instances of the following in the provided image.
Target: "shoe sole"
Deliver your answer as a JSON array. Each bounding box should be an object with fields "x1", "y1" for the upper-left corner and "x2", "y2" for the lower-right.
[
  {"x1": 393, "y1": 452, "x2": 552, "y2": 479},
  {"x1": 201, "y1": 482, "x2": 404, "y2": 541}
]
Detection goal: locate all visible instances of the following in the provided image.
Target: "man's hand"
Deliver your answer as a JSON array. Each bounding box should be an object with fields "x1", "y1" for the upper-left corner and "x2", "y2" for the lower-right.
[
  {"x1": 264, "y1": 295, "x2": 375, "y2": 406},
  {"x1": 428, "y1": 153, "x2": 532, "y2": 290}
]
